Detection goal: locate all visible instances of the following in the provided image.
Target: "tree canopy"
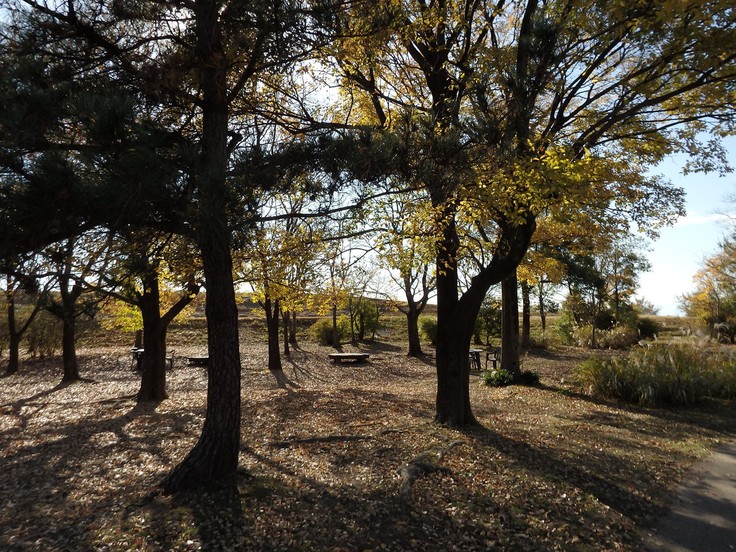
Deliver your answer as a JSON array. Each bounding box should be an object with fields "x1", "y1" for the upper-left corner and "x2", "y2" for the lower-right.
[{"x1": 0, "y1": 0, "x2": 734, "y2": 487}]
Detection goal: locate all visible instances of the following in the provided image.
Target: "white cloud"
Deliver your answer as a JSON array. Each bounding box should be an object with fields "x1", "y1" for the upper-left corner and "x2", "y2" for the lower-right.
[{"x1": 675, "y1": 213, "x2": 734, "y2": 226}]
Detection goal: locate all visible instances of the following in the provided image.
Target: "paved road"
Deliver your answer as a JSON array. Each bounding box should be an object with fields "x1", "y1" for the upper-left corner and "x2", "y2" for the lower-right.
[{"x1": 643, "y1": 440, "x2": 736, "y2": 551}]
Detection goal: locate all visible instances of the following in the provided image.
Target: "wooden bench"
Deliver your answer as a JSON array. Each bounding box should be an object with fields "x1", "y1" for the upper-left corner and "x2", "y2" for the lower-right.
[
  {"x1": 187, "y1": 356, "x2": 209, "y2": 367},
  {"x1": 328, "y1": 353, "x2": 370, "y2": 364}
]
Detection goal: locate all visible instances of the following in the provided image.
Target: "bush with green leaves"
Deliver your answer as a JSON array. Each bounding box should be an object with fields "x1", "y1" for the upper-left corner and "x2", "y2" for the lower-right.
[
  {"x1": 482, "y1": 368, "x2": 515, "y2": 387},
  {"x1": 419, "y1": 316, "x2": 437, "y2": 345},
  {"x1": 552, "y1": 310, "x2": 576, "y2": 345},
  {"x1": 574, "y1": 342, "x2": 736, "y2": 407},
  {"x1": 309, "y1": 317, "x2": 351, "y2": 346},
  {"x1": 352, "y1": 300, "x2": 381, "y2": 340},
  {"x1": 517, "y1": 370, "x2": 540, "y2": 385}
]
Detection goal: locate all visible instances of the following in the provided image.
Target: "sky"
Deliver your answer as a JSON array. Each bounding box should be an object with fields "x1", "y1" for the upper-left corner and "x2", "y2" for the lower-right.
[{"x1": 636, "y1": 136, "x2": 736, "y2": 316}]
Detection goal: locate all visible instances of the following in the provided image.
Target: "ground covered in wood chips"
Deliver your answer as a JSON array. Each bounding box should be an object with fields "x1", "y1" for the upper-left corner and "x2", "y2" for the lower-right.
[{"x1": 2, "y1": 337, "x2": 736, "y2": 551}]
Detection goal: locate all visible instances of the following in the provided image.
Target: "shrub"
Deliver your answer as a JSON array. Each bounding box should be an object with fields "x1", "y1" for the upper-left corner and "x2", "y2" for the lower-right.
[
  {"x1": 573, "y1": 342, "x2": 736, "y2": 407},
  {"x1": 309, "y1": 317, "x2": 350, "y2": 346},
  {"x1": 25, "y1": 311, "x2": 62, "y2": 358},
  {"x1": 636, "y1": 317, "x2": 661, "y2": 340},
  {"x1": 518, "y1": 370, "x2": 540, "y2": 385},
  {"x1": 552, "y1": 311, "x2": 576, "y2": 345},
  {"x1": 482, "y1": 368, "x2": 515, "y2": 387},
  {"x1": 419, "y1": 317, "x2": 438, "y2": 345},
  {"x1": 352, "y1": 300, "x2": 381, "y2": 340},
  {"x1": 572, "y1": 324, "x2": 639, "y2": 349}
]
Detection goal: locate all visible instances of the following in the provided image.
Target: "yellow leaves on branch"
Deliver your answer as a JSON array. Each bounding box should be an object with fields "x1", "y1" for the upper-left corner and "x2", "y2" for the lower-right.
[{"x1": 459, "y1": 145, "x2": 615, "y2": 226}]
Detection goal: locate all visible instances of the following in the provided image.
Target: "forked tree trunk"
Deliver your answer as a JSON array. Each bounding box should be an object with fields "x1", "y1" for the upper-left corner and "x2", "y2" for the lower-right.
[
  {"x1": 501, "y1": 273, "x2": 521, "y2": 379},
  {"x1": 5, "y1": 294, "x2": 42, "y2": 376},
  {"x1": 137, "y1": 274, "x2": 199, "y2": 402},
  {"x1": 433, "y1": 215, "x2": 478, "y2": 427}
]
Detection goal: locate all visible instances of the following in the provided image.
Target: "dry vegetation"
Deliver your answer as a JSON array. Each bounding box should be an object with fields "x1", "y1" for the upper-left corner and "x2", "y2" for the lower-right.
[{"x1": 2, "y1": 319, "x2": 735, "y2": 551}]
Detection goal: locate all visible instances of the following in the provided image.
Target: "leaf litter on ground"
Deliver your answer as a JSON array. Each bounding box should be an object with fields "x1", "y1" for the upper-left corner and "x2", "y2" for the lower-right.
[{"x1": 1, "y1": 339, "x2": 735, "y2": 551}]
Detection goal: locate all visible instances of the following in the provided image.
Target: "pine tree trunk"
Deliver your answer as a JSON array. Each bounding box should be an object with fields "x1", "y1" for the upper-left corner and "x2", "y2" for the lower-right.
[
  {"x1": 161, "y1": 1, "x2": 241, "y2": 493},
  {"x1": 501, "y1": 274, "x2": 521, "y2": 378},
  {"x1": 433, "y1": 215, "x2": 476, "y2": 427}
]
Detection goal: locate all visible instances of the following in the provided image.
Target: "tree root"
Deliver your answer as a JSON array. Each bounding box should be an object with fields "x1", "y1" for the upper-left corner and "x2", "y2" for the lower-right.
[{"x1": 397, "y1": 440, "x2": 464, "y2": 507}]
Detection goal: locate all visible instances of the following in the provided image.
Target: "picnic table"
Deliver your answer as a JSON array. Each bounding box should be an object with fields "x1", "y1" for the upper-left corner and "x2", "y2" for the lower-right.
[{"x1": 328, "y1": 352, "x2": 370, "y2": 364}]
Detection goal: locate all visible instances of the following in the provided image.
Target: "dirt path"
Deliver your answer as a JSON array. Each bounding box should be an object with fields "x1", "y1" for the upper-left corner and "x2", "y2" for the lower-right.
[{"x1": 644, "y1": 440, "x2": 736, "y2": 551}]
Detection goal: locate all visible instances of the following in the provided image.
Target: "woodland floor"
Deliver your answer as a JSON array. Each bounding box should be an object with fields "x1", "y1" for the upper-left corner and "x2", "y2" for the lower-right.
[{"x1": 2, "y1": 333, "x2": 736, "y2": 551}]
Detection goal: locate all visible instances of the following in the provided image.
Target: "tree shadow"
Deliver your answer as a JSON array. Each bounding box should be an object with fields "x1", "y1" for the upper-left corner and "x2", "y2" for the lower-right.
[
  {"x1": 456, "y1": 422, "x2": 665, "y2": 524},
  {"x1": 271, "y1": 368, "x2": 302, "y2": 389}
]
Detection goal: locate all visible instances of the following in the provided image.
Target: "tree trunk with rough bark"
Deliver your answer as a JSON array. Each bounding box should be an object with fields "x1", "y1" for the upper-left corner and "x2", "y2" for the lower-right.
[
  {"x1": 61, "y1": 316, "x2": 80, "y2": 382},
  {"x1": 521, "y1": 281, "x2": 531, "y2": 349},
  {"x1": 161, "y1": 1, "x2": 241, "y2": 493},
  {"x1": 433, "y1": 215, "x2": 479, "y2": 427},
  {"x1": 137, "y1": 272, "x2": 168, "y2": 402},
  {"x1": 6, "y1": 298, "x2": 19, "y2": 375},
  {"x1": 281, "y1": 309, "x2": 290, "y2": 356},
  {"x1": 264, "y1": 297, "x2": 282, "y2": 371},
  {"x1": 406, "y1": 304, "x2": 423, "y2": 357},
  {"x1": 501, "y1": 273, "x2": 521, "y2": 379}
]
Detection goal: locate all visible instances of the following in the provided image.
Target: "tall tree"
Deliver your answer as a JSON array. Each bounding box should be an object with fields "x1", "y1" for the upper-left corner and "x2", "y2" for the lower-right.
[
  {"x1": 1, "y1": 255, "x2": 47, "y2": 375},
  {"x1": 96, "y1": 231, "x2": 201, "y2": 401},
  {"x1": 681, "y1": 230, "x2": 736, "y2": 329},
  {"x1": 0, "y1": 0, "x2": 332, "y2": 491},
  {"x1": 371, "y1": 191, "x2": 436, "y2": 356},
  {"x1": 325, "y1": 0, "x2": 734, "y2": 425},
  {"x1": 40, "y1": 233, "x2": 110, "y2": 383}
]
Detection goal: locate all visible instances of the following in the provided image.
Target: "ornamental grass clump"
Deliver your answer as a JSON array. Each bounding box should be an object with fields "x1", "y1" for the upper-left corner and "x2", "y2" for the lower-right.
[{"x1": 574, "y1": 342, "x2": 736, "y2": 407}]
